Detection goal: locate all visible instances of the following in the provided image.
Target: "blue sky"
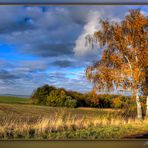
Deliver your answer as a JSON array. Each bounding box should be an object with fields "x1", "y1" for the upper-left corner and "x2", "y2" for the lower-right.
[{"x1": 0, "y1": 5, "x2": 147, "y2": 95}]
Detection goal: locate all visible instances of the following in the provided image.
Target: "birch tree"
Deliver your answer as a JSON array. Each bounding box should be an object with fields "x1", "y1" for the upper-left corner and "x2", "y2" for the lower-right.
[
  {"x1": 86, "y1": 10, "x2": 148, "y2": 119},
  {"x1": 144, "y1": 67, "x2": 148, "y2": 118}
]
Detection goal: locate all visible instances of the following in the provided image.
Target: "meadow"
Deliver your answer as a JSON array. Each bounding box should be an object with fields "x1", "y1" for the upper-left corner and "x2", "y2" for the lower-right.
[
  {"x1": 0, "y1": 96, "x2": 148, "y2": 139},
  {"x1": 0, "y1": 96, "x2": 30, "y2": 104}
]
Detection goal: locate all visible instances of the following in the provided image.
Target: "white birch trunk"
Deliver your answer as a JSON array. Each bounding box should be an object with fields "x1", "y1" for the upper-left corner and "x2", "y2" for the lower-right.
[
  {"x1": 145, "y1": 96, "x2": 148, "y2": 118},
  {"x1": 136, "y1": 90, "x2": 142, "y2": 120}
]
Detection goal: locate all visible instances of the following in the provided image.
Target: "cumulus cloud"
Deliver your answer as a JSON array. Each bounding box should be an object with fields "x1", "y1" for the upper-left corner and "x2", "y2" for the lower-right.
[
  {"x1": 73, "y1": 6, "x2": 131, "y2": 57},
  {"x1": 74, "y1": 10, "x2": 102, "y2": 57}
]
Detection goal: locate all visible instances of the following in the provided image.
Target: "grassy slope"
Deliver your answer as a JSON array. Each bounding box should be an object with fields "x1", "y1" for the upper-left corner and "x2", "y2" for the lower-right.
[{"x1": 0, "y1": 97, "x2": 148, "y2": 139}]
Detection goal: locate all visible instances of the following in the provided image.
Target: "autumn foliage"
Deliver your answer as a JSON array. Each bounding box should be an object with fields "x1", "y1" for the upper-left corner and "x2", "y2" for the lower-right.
[{"x1": 86, "y1": 10, "x2": 148, "y2": 119}]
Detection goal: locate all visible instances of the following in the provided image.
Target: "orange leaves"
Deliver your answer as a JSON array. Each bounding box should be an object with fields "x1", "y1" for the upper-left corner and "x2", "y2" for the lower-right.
[
  {"x1": 86, "y1": 66, "x2": 94, "y2": 82},
  {"x1": 110, "y1": 54, "x2": 122, "y2": 67},
  {"x1": 86, "y1": 10, "x2": 148, "y2": 94},
  {"x1": 112, "y1": 97, "x2": 122, "y2": 108},
  {"x1": 122, "y1": 66, "x2": 131, "y2": 76}
]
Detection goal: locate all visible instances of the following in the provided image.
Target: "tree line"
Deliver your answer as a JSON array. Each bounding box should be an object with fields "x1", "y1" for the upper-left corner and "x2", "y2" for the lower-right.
[{"x1": 31, "y1": 84, "x2": 146, "y2": 117}]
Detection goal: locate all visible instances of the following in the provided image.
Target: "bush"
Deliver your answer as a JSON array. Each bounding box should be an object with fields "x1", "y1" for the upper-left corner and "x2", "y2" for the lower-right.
[
  {"x1": 31, "y1": 85, "x2": 56, "y2": 105},
  {"x1": 112, "y1": 97, "x2": 123, "y2": 108},
  {"x1": 94, "y1": 94, "x2": 118, "y2": 108},
  {"x1": 64, "y1": 98, "x2": 77, "y2": 108},
  {"x1": 31, "y1": 85, "x2": 79, "y2": 108},
  {"x1": 66, "y1": 91, "x2": 88, "y2": 107},
  {"x1": 46, "y1": 89, "x2": 77, "y2": 108},
  {"x1": 46, "y1": 89, "x2": 66, "y2": 107}
]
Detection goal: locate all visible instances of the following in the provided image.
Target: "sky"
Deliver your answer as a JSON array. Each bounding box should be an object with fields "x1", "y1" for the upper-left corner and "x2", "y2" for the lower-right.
[{"x1": 0, "y1": 5, "x2": 147, "y2": 95}]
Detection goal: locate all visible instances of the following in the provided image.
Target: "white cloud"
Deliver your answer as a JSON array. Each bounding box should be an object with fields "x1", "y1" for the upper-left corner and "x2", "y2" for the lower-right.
[
  {"x1": 73, "y1": 6, "x2": 131, "y2": 57},
  {"x1": 73, "y1": 10, "x2": 102, "y2": 57}
]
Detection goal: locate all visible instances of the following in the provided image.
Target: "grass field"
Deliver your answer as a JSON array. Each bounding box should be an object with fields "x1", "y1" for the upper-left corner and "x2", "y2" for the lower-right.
[
  {"x1": 0, "y1": 96, "x2": 148, "y2": 140},
  {"x1": 0, "y1": 96, "x2": 30, "y2": 104}
]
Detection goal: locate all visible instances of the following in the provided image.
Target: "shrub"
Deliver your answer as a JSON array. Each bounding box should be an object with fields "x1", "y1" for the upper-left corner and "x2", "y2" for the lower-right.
[
  {"x1": 66, "y1": 91, "x2": 88, "y2": 107},
  {"x1": 96, "y1": 94, "x2": 117, "y2": 108},
  {"x1": 31, "y1": 85, "x2": 79, "y2": 108},
  {"x1": 64, "y1": 98, "x2": 77, "y2": 108},
  {"x1": 46, "y1": 89, "x2": 66, "y2": 107},
  {"x1": 112, "y1": 97, "x2": 123, "y2": 108},
  {"x1": 31, "y1": 85, "x2": 56, "y2": 105},
  {"x1": 46, "y1": 89, "x2": 77, "y2": 108}
]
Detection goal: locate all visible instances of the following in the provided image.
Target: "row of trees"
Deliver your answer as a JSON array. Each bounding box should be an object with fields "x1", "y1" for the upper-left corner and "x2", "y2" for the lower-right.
[
  {"x1": 86, "y1": 10, "x2": 148, "y2": 119},
  {"x1": 31, "y1": 84, "x2": 146, "y2": 117}
]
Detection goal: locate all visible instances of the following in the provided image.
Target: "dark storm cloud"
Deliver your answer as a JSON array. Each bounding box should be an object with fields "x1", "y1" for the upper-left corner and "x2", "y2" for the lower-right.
[
  {"x1": 24, "y1": 43, "x2": 74, "y2": 57},
  {"x1": 0, "y1": 6, "x2": 84, "y2": 36},
  {"x1": 0, "y1": 6, "x2": 83, "y2": 58},
  {"x1": 0, "y1": 5, "x2": 133, "y2": 59},
  {"x1": 50, "y1": 57, "x2": 94, "y2": 68},
  {"x1": 0, "y1": 6, "x2": 136, "y2": 59},
  {"x1": 51, "y1": 60, "x2": 74, "y2": 68},
  {"x1": 0, "y1": 6, "x2": 35, "y2": 34},
  {"x1": 0, "y1": 69, "x2": 20, "y2": 80},
  {"x1": 0, "y1": 18, "x2": 34, "y2": 34}
]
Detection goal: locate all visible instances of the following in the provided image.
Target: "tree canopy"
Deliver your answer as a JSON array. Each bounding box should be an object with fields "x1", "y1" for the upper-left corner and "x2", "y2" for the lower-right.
[{"x1": 86, "y1": 10, "x2": 148, "y2": 119}]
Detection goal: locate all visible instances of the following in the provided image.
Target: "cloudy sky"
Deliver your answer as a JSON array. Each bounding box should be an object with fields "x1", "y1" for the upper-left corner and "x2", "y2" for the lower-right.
[{"x1": 0, "y1": 5, "x2": 147, "y2": 95}]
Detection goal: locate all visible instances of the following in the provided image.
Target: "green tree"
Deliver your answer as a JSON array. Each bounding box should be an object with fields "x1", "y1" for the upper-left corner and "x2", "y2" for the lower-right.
[
  {"x1": 31, "y1": 84, "x2": 56, "y2": 105},
  {"x1": 46, "y1": 89, "x2": 77, "y2": 107}
]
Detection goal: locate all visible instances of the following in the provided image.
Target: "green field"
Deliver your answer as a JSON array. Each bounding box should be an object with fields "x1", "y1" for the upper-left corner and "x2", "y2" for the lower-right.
[
  {"x1": 0, "y1": 96, "x2": 30, "y2": 104},
  {"x1": 0, "y1": 96, "x2": 148, "y2": 140}
]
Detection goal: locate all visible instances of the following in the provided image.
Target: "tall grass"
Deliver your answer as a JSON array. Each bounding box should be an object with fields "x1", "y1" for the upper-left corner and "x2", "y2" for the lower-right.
[{"x1": 0, "y1": 109, "x2": 148, "y2": 140}]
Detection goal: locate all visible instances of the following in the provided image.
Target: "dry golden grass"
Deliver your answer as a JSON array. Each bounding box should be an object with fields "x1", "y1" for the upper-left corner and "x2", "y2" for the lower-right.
[
  {"x1": 0, "y1": 111, "x2": 148, "y2": 139},
  {"x1": 0, "y1": 103, "x2": 148, "y2": 139}
]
